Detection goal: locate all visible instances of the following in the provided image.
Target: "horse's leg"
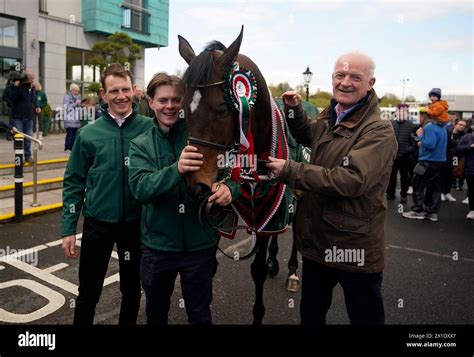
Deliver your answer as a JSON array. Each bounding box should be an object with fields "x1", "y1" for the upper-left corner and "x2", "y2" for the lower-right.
[
  {"x1": 251, "y1": 235, "x2": 270, "y2": 325},
  {"x1": 286, "y1": 215, "x2": 300, "y2": 292},
  {"x1": 266, "y1": 235, "x2": 280, "y2": 277}
]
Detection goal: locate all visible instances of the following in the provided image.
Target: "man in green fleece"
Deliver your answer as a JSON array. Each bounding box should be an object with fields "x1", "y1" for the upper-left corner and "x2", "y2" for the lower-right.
[
  {"x1": 128, "y1": 72, "x2": 240, "y2": 325},
  {"x1": 61, "y1": 63, "x2": 153, "y2": 325}
]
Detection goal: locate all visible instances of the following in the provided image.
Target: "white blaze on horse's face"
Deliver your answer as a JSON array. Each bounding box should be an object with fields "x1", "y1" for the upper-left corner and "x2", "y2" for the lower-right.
[{"x1": 190, "y1": 89, "x2": 201, "y2": 114}]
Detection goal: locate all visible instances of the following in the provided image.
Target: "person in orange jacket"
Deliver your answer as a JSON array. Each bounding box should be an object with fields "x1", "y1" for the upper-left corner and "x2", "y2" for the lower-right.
[{"x1": 427, "y1": 88, "x2": 449, "y2": 124}]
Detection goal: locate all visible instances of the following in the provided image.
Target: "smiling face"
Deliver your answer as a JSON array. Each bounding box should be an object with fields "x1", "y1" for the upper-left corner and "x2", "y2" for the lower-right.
[
  {"x1": 332, "y1": 54, "x2": 376, "y2": 110},
  {"x1": 100, "y1": 75, "x2": 135, "y2": 117},
  {"x1": 148, "y1": 85, "x2": 182, "y2": 132}
]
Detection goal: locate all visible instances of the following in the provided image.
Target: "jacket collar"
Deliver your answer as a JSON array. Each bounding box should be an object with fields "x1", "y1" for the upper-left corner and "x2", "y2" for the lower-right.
[
  {"x1": 321, "y1": 90, "x2": 379, "y2": 130},
  {"x1": 100, "y1": 102, "x2": 138, "y2": 125},
  {"x1": 152, "y1": 117, "x2": 186, "y2": 138}
]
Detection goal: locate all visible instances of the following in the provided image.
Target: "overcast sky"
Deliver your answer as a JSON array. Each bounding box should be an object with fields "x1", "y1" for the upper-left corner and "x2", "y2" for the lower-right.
[{"x1": 144, "y1": 0, "x2": 473, "y2": 101}]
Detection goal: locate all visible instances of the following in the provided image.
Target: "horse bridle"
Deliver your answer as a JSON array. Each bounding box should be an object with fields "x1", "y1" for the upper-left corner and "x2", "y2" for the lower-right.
[
  {"x1": 187, "y1": 79, "x2": 240, "y2": 153},
  {"x1": 186, "y1": 79, "x2": 260, "y2": 260}
]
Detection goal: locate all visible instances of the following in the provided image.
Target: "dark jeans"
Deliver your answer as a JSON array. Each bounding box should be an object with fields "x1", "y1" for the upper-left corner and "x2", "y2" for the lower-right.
[
  {"x1": 387, "y1": 157, "x2": 412, "y2": 197},
  {"x1": 300, "y1": 257, "x2": 384, "y2": 326},
  {"x1": 466, "y1": 175, "x2": 474, "y2": 210},
  {"x1": 140, "y1": 245, "x2": 215, "y2": 326},
  {"x1": 440, "y1": 160, "x2": 454, "y2": 195},
  {"x1": 12, "y1": 118, "x2": 33, "y2": 158},
  {"x1": 411, "y1": 161, "x2": 444, "y2": 214},
  {"x1": 74, "y1": 217, "x2": 141, "y2": 326},
  {"x1": 65, "y1": 128, "x2": 78, "y2": 150}
]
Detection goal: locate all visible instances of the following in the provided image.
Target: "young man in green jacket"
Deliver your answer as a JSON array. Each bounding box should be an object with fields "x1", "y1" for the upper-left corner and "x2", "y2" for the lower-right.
[
  {"x1": 61, "y1": 63, "x2": 154, "y2": 325},
  {"x1": 128, "y1": 73, "x2": 240, "y2": 325}
]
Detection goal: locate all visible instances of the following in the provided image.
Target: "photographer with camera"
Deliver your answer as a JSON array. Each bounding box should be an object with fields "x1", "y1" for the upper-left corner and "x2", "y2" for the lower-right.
[{"x1": 2, "y1": 69, "x2": 38, "y2": 163}]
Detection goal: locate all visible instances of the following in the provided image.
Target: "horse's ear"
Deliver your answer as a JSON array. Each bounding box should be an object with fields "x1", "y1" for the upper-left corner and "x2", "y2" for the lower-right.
[
  {"x1": 219, "y1": 25, "x2": 244, "y2": 68},
  {"x1": 178, "y1": 35, "x2": 196, "y2": 64}
]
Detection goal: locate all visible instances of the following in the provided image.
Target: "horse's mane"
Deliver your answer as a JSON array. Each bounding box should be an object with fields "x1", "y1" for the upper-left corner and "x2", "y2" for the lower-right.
[{"x1": 182, "y1": 41, "x2": 227, "y2": 87}]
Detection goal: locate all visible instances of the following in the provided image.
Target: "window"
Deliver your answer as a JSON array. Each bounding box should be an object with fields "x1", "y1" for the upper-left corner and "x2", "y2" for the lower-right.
[
  {"x1": 66, "y1": 47, "x2": 100, "y2": 98},
  {"x1": 0, "y1": 57, "x2": 20, "y2": 118},
  {"x1": 122, "y1": 0, "x2": 150, "y2": 34},
  {"x1": 0, "y1": 17, "x2": 19, "y2": 48}
]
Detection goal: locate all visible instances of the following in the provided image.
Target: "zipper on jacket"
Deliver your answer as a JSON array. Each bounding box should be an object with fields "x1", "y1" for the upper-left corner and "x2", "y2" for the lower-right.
[
  {"x1": 119, "y1": 124, "x2": 125, "y2": 222},
  {"x1": 169, "y1": 130, "x2": 186, "y2": 252}
]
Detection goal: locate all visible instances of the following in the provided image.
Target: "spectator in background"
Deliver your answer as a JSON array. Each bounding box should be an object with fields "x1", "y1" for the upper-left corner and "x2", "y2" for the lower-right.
[
  {"x1": 403, "y1": 110, "x2": 447, "y2": 221},
  {"x1": 440, "y1": 119, "x2": 466, "y2": 202},
  {"x1": 2, "y1": 72, "x2": 20, "y2": 141},
  {"x1": 457, "y1": 130, "x2": 474, "y2": 219},
  {"x1": 426, "y1": 88, "x2": 449, "y2": 124},
  {"x1": 386, "y1": 103, "x2": 416, "y2": 204},
  {"x1": 34, "y1": 81, "x2": 48, "y2": 140},
  {"x1": 2, "y1": 70, "x2": 37, "y2": 163},
  {"x1": 133, "y1": 85, "x2": 153, "y2": 117},
  {"x1": 63, "y1": 83, "x2": 82, "y2": 151}
]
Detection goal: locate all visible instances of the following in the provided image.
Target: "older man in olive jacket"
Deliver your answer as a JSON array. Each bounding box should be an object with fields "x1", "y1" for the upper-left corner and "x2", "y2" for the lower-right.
[{"x1": 267, "y1": 52, "x2": 397, "y2": 325}]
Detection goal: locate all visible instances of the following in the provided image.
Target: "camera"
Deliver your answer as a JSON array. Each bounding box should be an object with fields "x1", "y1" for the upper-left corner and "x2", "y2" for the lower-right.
[{"x1": 7, "y1": 71, "x2": 30, "y2": 88}]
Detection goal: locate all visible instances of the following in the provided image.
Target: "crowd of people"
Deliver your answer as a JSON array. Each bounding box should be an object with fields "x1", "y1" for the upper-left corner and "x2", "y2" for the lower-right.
[{"x1": 385, "y1": 89, "x2": 473, "y2": 221}]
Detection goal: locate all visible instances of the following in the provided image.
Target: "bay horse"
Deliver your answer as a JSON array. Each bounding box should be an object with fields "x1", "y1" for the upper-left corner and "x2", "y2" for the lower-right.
[{"x1": 178, "y1": 26, "x2": 294, "y2": 324}]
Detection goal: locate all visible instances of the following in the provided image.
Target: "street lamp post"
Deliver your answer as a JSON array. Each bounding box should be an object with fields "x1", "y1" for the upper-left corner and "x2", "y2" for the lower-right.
[
  {"x1": 303, "y1": 66, "x2": 313, "y2": 102},
  {"x1": 401, "y1": 78, "x2": 409, "y2": 102}
]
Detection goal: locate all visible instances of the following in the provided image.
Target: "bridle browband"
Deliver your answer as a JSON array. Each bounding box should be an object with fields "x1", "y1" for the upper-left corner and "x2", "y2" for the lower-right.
[{"x1": 189, "y1": 80, "x2": 225, "y2": 88}]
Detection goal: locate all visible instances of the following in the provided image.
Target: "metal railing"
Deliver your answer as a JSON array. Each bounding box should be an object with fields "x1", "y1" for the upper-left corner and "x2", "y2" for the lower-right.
[{"x1": 12, "y1": 129, "x2": 43, "y2": 221}]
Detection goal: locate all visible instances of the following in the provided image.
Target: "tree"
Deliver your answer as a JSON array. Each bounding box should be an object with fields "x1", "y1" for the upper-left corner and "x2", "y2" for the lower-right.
[
  {"x1": 379, "y1": 93, "x2": 401, "y2": 107},
  {"x1": 87, "y1": 32, "x2": 142, "y2": 73},
  {"x1": 268, "y1": 82, "x2": 291, "y2": 97},
  {"x1": 404, "y1": 95, "x2": 416, "y2": 102},
  {"x1": 310, "y1": 91, "x2": 332, "y2": 109}
]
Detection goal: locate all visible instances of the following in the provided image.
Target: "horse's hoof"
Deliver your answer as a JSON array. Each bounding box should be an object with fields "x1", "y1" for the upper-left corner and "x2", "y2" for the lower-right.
[
  {"x1": 286, "y1": 273, "x2": 300, "y2": 292},
  {"x1": 266, "y1": 258, "x2": 279, "y2": 278}
]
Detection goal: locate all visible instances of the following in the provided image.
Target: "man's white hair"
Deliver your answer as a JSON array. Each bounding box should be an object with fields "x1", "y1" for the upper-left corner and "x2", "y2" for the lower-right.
[
  {"x1": 335, "y1": 52, "x2": 376, "y2": 78},
  {"x1": 69, "y1": 83, "x2": 80, "y2": 91}
]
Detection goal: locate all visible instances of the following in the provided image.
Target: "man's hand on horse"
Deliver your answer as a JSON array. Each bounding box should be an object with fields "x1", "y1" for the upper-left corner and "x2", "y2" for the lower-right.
[
  {"x1": 281, "y1": 91, "x2": 302, "y2": 107},
  {"x1": 178, "y1": 145, "x2": 203, "y2": 174},
  {"x1": 266, "y1": 156, "x2": 286, "y2": 178},
  {"x1": 208, "y1": 182, "x2": 232, "y2": 206}
]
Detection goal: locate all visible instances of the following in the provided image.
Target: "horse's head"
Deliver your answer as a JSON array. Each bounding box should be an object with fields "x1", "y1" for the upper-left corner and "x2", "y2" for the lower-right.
[{"x1": 178, "y1": 27, "x2": 271, "y2": 200}]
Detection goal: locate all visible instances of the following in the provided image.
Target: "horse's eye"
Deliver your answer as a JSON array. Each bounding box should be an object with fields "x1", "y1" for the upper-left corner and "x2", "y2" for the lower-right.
[{"x1": 216, "y1": 104, "x2": 229, "y2": 118}]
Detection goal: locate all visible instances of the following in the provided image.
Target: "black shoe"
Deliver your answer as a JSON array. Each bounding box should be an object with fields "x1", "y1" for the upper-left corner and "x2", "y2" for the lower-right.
[
  {"x1": 25, "y1": 157, "x2": 34, "y2": 164},
  {"x1": 400, "y1": 196, "x2": 407, "y2": 204},
  {"x1": 6, "y1": 135, "x2": 12, "y2": 141}
]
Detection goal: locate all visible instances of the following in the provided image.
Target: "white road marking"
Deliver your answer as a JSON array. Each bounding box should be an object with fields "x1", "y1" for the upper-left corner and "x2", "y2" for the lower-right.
[
  {"x1": 46, "y1": 239, "x2": 64, "y2": 247},
  {"x1": 190, "y1": 90, "x2": 201, "y2": 113},
  {"x1": 43, "y1": 263, "x2": 69, "y2": 274},
  {"x1": 0, "y1": 279, "x2": 65, "y2": 323},
  {"x1": 6, "y1": 258, "x2": 79, "y2": 295},
  {"x1": 216, "y1": 236, "x2": 252, "y2": 259},
  {"x1": 387, "y1": 244, "x2": 474, "y2": 262}
]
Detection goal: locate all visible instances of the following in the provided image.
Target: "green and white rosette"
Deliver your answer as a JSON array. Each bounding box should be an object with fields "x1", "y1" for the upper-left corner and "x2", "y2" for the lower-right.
[{"x1": 224, "y1": 62, "x2": 258, "y2": 150}]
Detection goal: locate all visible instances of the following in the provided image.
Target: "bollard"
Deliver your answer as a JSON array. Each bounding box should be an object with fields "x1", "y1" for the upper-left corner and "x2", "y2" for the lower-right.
[
  {"x1": 13, "y1": 133, "x2": 24, "y2": 222},
  {"x1": 31, "y1": 142, "x2": 40, "y2": 207}
]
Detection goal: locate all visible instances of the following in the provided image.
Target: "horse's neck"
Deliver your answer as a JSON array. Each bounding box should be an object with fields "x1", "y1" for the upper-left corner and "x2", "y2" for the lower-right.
[{"x1": 253, "y1": 93, "x2": 272, "y2": 156}]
